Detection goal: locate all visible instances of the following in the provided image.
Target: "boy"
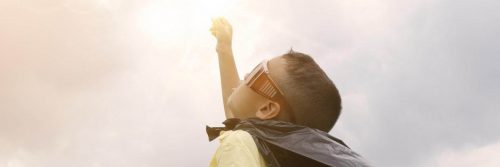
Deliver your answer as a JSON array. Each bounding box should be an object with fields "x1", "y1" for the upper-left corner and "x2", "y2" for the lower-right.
[{"x1": 208, "y1": 17, "x2": 369, "y2": 167}]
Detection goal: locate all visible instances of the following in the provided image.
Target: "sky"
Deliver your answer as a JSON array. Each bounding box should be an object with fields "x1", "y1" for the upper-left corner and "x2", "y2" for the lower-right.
[{"x1": 1, "y1": 0, "x2": 499, "y2": 166}]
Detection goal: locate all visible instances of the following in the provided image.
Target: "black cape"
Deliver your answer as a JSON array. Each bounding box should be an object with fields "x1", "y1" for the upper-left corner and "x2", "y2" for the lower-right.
[{"x1": 207, "y1": 118, "x2": 370, "y2": 167}]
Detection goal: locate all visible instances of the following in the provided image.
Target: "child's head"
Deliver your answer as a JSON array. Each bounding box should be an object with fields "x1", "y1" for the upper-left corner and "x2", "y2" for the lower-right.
[{"x1": 227, "y1": 50, "x2": 342, "y2": 132}]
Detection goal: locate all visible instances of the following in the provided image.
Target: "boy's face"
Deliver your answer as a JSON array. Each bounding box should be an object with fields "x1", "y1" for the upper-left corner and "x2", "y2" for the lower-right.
[
  {"x1": 226, "y1": 79, "x2": 267, "y2": 119},
  {"x1": 227, "y1": 57, "x2": 287, "y2": 119}
]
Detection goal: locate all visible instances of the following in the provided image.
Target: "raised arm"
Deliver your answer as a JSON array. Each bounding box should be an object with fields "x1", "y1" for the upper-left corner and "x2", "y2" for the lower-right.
[{"x1": 210, "y1": 17, "x2": 240, "y2": 118}]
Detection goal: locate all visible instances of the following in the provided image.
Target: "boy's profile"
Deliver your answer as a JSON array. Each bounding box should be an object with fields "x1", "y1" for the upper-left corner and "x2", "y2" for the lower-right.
[{"x1": 207, "y1": 17, "x2": 369, "y2": 167}]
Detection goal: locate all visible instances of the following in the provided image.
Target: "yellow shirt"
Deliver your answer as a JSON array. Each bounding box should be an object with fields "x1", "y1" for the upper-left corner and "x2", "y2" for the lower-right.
[{"x1": 209, "y1": 130, "x2": 267, "y2": 167}]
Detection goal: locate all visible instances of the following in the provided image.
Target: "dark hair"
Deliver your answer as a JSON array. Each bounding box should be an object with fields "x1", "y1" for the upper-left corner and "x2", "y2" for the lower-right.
[{"x1": 278, "y1": 50, "x2": 342, "y2": 132}]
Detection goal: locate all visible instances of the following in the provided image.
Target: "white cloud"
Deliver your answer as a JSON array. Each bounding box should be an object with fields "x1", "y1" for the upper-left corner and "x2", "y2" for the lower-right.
[{"x1": 433, "y1": 141, "x2": 500, "y2": 167}]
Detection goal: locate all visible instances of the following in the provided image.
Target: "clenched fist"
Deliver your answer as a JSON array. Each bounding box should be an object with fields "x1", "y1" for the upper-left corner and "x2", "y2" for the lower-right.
[{"x1": 210, "y1": 17, "x2": 233, "y2": 45}]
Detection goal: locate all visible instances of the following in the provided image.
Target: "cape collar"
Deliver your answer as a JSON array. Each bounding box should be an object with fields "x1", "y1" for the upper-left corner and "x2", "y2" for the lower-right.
[{"x1": 206, "y1": 118, "x2": 370, "y2": 167}]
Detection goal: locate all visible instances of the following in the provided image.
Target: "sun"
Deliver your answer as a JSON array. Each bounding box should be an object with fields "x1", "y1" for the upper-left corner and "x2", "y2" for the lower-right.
[
  {"x1": 136, "y1": 3, "x2": 184, "y2": 41},
  {"x1": 136, "y1": 0, "x2": 235, "y2": 42}
]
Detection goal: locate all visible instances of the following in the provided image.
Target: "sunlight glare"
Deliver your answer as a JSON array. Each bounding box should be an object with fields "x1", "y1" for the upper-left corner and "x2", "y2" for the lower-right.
[
  {"x1": 194, "y1": 0, "x2": 234, "y2": 29},
  {"x1": 136, "y1": 3, "x2": 186, "y2": 42},
  {"x1": 136, "y1": 0, "x2": 236, "y2": 42}
]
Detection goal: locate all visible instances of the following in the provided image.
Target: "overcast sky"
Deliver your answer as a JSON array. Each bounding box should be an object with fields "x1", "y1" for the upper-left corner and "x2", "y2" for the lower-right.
[{"x1": 1, "y1": 0, "x2": 499, "y2": 166}]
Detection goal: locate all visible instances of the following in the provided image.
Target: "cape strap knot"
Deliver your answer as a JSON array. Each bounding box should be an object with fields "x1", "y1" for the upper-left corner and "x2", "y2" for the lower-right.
[{"x1": 206, "y1": 118, "x2": 241, "y2": 141}]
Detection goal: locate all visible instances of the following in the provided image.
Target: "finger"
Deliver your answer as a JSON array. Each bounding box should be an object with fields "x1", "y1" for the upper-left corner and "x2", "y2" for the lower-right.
[
  {"x1": 221, "y1": 18, "x2": 231, "y2": 28},
  {"x1": 212, "y1": 18, "x2": 223, "y2": 27},
  {"x1": 211, "y1": 18, "x2": 218, "y2": 26},
  {"x1": 220, "y1": 17, "x2": 229, "y2": 24},
  {"x1": 216, "y1": 18, "x2": 224, "y2": 26}
]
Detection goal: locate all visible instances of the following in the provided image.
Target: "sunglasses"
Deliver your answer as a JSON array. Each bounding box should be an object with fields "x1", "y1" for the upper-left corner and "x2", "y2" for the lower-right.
[{"x1": 244, "y1": 60, "x2": 295, "y2": 122}]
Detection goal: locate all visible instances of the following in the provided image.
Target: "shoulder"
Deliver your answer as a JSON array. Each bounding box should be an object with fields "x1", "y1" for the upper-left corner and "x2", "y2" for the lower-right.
[
  {"x1": 218, "y1": 130, "x2": 255, "y2": 149},
  {"x1": 219, "y1": 130, "x2": 253, "y2": 140},
  {"x1": 211, "y1": 130, "x2": 267, "y2": 167}
]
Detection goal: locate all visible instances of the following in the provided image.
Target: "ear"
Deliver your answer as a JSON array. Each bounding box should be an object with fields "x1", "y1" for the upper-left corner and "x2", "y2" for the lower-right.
[{"x1": 255, "y1": 101, "x2": 281, "y2": 120}]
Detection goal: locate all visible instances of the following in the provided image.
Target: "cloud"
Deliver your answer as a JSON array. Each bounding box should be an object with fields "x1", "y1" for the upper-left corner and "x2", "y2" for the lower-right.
[
  {"x1": 1, "y1": 0, "x2": 499, "y2": 166},
  {"x1": 433, "y1": 141, "x2": 500, "y2": 167}
]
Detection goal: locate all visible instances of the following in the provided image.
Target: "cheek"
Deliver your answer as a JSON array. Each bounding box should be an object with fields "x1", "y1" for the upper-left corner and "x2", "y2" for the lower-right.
[
  {"x1": 229, "y1": 93, "x2": 245, "y2": 114},
  {"x1": 228, "y1": 86, "x2": 256, "y2": 117},
  {"x1": 227, "y1": 86, "x2": 243, "y2": 115}
]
